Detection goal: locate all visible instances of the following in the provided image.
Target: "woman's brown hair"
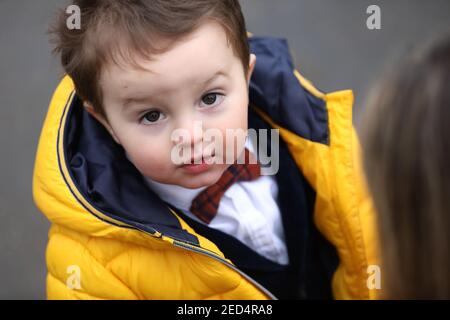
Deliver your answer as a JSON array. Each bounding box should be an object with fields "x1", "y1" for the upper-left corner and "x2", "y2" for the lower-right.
[
  {"x1": 361, "y1": 32, "x2": 450, "y2": 299},
  {"x1": 49, "y1": 0, "x2": 250, "y2": 117}
]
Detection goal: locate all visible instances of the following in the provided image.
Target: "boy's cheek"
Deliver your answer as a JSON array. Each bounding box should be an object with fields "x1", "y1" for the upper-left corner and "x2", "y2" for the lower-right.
[
  {"x1": 125, "y1": 144, "x2": 174, "y2": 171},
  {"x1": 132, "y1": 157, "x2": 174, "y2": 179}
]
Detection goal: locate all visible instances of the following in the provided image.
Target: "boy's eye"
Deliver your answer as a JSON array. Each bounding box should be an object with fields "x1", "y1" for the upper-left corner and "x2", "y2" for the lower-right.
[
  {"x1": 202, "y1": 93, "x2": 217, "y2": 105},
  {"x1": 141, "y1": 110, "x2": 166, "y2": 124},
  {"x1": 200, "y1": 92, "x2": 224, "y2": 108}
]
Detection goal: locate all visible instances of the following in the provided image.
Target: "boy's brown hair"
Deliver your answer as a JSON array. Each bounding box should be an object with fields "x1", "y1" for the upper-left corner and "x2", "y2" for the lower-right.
[
  {"x1": 362, "y1": 32, "x2": 450, "y2": 299},
  {"x1": 50, "y1": 0, "x2": 250, "y2": 117}
]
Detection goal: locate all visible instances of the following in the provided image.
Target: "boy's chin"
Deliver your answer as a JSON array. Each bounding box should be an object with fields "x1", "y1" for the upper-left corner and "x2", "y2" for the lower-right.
[{"x1": 176, "y1": 167, "x2": 226, "y2": 189}]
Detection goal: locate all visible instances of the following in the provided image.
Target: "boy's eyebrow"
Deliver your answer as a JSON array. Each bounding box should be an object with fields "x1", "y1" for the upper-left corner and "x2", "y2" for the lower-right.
[
  {"x1": 202, "y1": 70, "x2": 228, "y2": 87},
  {"x1": 122, "y1": 70, "x2": 228, "y2": 108}
]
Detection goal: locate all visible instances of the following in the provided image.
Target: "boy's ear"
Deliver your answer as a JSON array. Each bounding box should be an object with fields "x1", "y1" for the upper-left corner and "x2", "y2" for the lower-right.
[
  {"x1": 246, "y1": 53, "x2": 257, "y2": 85},
  {"x1": 83, "y1": 102, "x2": 121, "y2": 145}
]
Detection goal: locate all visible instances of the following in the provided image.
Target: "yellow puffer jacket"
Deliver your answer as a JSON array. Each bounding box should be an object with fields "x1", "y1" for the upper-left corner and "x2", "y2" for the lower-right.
[{"x1": 33, "y1": 37, "x2": 379, "y2": 299}]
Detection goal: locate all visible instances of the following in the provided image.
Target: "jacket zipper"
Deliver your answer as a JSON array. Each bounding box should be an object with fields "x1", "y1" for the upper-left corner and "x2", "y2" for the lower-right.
[
  {"x1": 171, "y1": 239, "x2": 278, "y2": 300},
  {"x1": 127, "y1": 221, "x2": 276, "y2": 299},
  {"x1": 133, "y1": 224, "x2": 277, "y2": 300}
]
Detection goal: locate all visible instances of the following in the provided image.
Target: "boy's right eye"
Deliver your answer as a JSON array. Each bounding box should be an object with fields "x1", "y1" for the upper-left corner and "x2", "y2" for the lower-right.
[{"x1": 141, "y1": 110, "x2": 166, "y2": 125}]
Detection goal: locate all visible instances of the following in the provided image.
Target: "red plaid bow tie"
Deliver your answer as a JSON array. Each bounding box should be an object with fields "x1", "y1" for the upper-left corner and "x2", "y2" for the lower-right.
[{"x1": 189, "y1": 149, "x2": 261, "y2": 224}]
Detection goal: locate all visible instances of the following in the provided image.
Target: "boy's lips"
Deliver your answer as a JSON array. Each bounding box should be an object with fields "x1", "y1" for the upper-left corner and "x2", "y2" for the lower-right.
[
  {"x1": 180, "y1": 152, "x2": 216, "y2": 174},
  {"x1": 186, "y1": 152, "x2": 216, "y2": 165}
]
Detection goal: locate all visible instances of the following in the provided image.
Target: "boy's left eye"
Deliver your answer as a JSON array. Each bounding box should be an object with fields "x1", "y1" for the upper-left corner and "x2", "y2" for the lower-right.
[{"x1": 200, "y1": 93, "x2": 224, "y2": 108}]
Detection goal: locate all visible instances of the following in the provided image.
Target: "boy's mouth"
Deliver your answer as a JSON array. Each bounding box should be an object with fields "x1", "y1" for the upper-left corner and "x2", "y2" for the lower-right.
[
  {"x1": 180, "y1": 152, "x2": 216, "y2": 173},
  {"x1": 188, "y1": 152, "x2": 215, "y2": 164}
]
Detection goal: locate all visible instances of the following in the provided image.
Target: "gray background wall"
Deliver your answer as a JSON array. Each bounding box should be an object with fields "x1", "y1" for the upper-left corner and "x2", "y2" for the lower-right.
[{"x1": 0, "y1": 0, "x2": 449, "y2": 299}]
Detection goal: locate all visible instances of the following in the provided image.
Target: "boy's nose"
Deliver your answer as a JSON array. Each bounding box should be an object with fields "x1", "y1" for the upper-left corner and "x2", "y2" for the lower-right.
[{"x1": 173, "y1": 119, "x2": 205, "y2": 150}]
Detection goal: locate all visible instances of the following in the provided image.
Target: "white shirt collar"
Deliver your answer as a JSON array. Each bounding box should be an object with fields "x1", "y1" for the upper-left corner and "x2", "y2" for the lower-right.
[{"x1": 143, "y1": 178, "x2": 207, "y2": 211}]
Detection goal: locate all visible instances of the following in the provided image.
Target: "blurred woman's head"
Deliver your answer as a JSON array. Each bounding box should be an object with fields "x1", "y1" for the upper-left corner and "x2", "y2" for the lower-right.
[{"x1": 362, "y1": 33, "x2": 450, "y2": 299}]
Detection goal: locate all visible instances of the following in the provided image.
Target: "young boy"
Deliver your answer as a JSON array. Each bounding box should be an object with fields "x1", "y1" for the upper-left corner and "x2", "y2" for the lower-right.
[{"x1": 33, "y1": 0, "x2": 378, "y2": 299}]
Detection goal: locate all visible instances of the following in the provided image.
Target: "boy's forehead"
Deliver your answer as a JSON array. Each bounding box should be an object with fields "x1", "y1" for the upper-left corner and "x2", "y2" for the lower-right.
[{"x1": 101, "y1": 21, "x2": 236, "y2": 95}]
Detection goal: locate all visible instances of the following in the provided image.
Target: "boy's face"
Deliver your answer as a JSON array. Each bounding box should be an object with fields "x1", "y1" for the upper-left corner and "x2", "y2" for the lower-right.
[{"x1": 87, "y1": 21, "x2": 256, "y2": 189}]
